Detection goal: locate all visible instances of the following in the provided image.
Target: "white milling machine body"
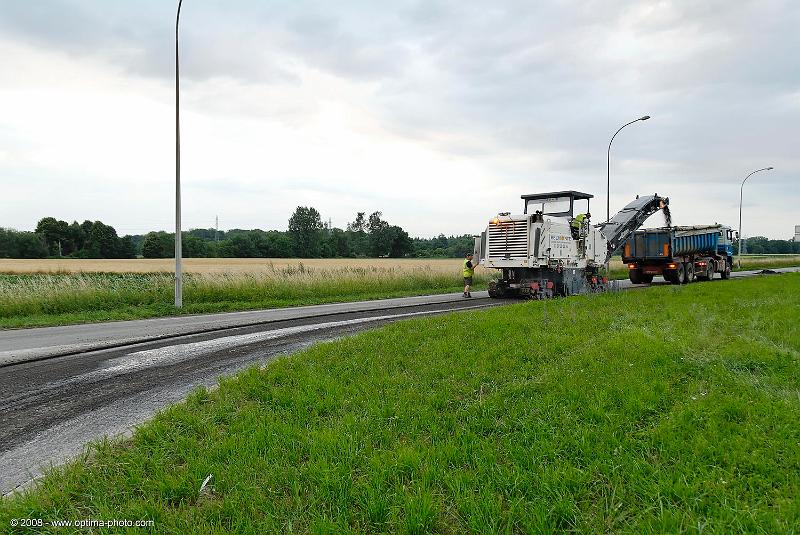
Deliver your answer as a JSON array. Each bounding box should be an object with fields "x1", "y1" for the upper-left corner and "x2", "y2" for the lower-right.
[{"x1": 473, "y1": 191, "x2": 669, "y2": 298}]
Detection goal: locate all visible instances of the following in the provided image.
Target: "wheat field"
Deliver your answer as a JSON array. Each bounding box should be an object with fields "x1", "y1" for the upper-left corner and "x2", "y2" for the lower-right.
[
  {"x1": 0, "y1": 258, "x2": 464, "y2": 274},
  {"x1": 1, "y1": 255, "x2": 797, "y2": 275}
]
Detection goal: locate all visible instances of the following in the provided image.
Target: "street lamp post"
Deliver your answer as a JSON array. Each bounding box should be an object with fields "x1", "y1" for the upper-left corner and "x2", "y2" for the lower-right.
[
  {"x1": 607, "y1": 115, "x2": 650, "y2": 223},
  {"x1": 738, "y1": 166, "x2": 774, "y2": 264},
  {"x1": 175, "y1": 0, "x2": 183, "y2": 308}
]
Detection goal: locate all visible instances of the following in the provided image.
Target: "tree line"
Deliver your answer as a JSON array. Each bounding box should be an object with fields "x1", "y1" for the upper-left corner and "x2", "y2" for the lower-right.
[
  {"x1": 1, "y1": 207, "x2": 478, "y2": 259},
  {"x1": 734, "y1": 236, "x2": 800, "y2": 255},
  {"x1": 0, "y1": 218, "x2": 136, "y2": 259}
]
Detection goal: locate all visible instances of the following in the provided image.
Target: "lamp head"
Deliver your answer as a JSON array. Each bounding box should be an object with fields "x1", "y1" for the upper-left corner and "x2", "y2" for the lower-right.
[
  {"x1": 640, "y1": 115, "x2": 651, "y2": 121},
  {"x1": 767, "y1": 166, "x2": 774, "y2": 170}
]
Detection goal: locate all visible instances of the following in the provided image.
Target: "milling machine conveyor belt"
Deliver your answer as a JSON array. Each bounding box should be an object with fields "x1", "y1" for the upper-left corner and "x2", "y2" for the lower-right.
[{"x1": 597, "y1": 194, "x2": 670, "y2": 259}]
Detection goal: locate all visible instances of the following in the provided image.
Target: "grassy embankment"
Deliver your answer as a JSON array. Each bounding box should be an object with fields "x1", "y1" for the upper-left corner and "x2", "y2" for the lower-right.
[
  {"x1": 2, "y1": 274, "x2": 798, "y2": 532},
  {"x1": 0, "y1": 260, "x2": 489, "y2": 329}
]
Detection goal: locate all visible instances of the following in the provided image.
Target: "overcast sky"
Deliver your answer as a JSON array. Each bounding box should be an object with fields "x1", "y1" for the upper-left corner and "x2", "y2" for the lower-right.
[{"x1": 1, "y1": 0, "x2": 798, "y2": 239}]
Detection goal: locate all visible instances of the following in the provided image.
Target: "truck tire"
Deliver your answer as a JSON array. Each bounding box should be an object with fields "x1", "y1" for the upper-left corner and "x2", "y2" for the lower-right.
[
  {"x1": 672, "y1": 264, "x2": 685, "y2": 285},
  {"x1": 683, "y1": 263, "x2": 694, "y2": 284},
  {"x1": 721, "y1": 264, "x2": 731, "y2": 280},
  {"x1": 629, "y1": 269, "x2": 643, "y2": 284}
]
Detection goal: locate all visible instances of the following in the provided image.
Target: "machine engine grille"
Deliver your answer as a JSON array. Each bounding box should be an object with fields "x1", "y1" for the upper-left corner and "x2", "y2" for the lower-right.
[{"x1": 488, "y1": 220, "x2": 528, "y2": 259}]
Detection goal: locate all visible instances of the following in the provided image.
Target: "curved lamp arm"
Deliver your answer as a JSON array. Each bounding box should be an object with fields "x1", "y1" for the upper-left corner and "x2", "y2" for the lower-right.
[{"x1": 606, "y1": 115, "x2": 650, "y2": 223}]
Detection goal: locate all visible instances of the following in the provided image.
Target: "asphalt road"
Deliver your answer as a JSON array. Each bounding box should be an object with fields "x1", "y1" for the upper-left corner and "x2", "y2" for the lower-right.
[{"x1": 1, "y1": 267, "x2": 797, "y2": 495}]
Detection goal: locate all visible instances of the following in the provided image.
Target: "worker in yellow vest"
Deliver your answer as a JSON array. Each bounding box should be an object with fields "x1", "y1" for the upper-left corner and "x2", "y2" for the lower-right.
[
  {"x1": 571, "y1": 212, "x2": 590, "y2": 239},
  {"x1": 463, "y1": 252, "x2": 477, "y2": 298}
]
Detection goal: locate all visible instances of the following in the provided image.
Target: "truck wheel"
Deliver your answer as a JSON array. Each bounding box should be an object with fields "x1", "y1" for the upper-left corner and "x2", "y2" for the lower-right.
[
  {"x1": 721, "y1": 264, "x2": 731, "y2": 280},
  {"x1": 672, "y1": 264, "x2": 684, "y2": 285},
  {"x1": 682, "y1": 263, "x2": 694, "y2": 284},
  {"x1": 706, "y1": 264, "x2": 715, "y2": 280},
  {"x1": 629, "y1": 269, "x2": 642, "y2": 284}
]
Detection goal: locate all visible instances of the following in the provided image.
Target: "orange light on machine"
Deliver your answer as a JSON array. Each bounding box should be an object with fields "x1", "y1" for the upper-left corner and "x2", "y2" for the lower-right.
[
  {"x1": 667, "y1": 263, "x2": 677, "y2": 269},
  {"x1": 628, "y1": 263, "x2": 636, "y2": 269},
  {"x1": 697, "y1": 261, "x2": 707, "y2": 266},
  {"x1": 491, "y1": 217, "x2": 500, "y2": 225}
]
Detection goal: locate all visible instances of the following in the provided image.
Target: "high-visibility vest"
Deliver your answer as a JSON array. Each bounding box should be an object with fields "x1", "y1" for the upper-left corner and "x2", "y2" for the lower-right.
[
  {"x1": 463, "y1": 259, "x2": 474, "y2": 278},
  {"x1": 572, "y1": 214, "x2": 586, "y2": 229}
]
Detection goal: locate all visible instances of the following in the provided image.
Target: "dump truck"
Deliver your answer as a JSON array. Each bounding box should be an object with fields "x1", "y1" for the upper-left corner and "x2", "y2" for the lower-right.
[
  {"x1": 622, "y1": 225, "x2": 734, "y2": 284},
  {"x1": 474, "y1": 190, "x2": 669, "y2": 298}
]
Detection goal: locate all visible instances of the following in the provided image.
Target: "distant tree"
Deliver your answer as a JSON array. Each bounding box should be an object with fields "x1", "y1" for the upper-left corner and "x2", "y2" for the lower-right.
[
  {"x1": 326, "y1": 228, "x2": 351, "y2": 257},
  {"x1": 142, "y1": 232, "x2": 172, "y2": 258},
  {"x1": 288, "y1": 206, "x2": 323, "y2": 257},
  {"x1": 126, "y1": 234, "x2": 145, "y2": 257},
  {"x1": 367, "y1": 211, "x2": 391, "y2": 256},
  {"x1": 344, "y1": 213, "x2": 369, "y2": 257},
  {"x1": 80, "y1": 220, "x2": 94, "y2": 239},
  {"x1": 265, "y1": 230, "x2": 292, "y2": 257},
  {"x1": 67, "y1": 221, "x2": 87, "y2": 254},
  {"x1": 347, "y1": 212, "x2": 367, "y2": 232},
  {"x1": 14, "y1": 232, "x2": 49, "y2": 259},
  {"x1": 411, "y1": 234, "x2": 475, "y2": 258},
  {"x1": 745, "y1": 236, "x2": 768, "y2": 254},
  {"x1": 188, "y1": 228, "x2": 217, "y2": 241},
  {"x1": 182, "y1": 234, "x2": 209, "y2": 258},
  {"x1": 248, "y1": 231, "x2": 271, "y2": 257},
  {"x1": 239, "y1": 230, "x2": 293, "y2": 258},
  {"x1": 84, "y1": 221, "x2": 122, "y2": 258},
  {"x1": 387, "y1": 225, "x2": 413, "y2": 257},
  {"x1": 35, "y1": 217, "x2": 70, "y2": 256},
  {"x1": 118, "y1": 236, "x2": 137, "y2": 259},
  {"x1": 0, "y1": 229, "x2": 15, "y2": 258},
  {"x1": 220, "y1": 234, "x2": 255, "y2": 257},
  {"x1": 772, "y1": 239, "x2": 792, "y2": 254}
]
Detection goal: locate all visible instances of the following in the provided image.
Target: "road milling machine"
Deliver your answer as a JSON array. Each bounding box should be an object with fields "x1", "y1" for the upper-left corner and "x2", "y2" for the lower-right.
[{"x1": 473, "y1": 190, "x2": 669, "y2": 298}]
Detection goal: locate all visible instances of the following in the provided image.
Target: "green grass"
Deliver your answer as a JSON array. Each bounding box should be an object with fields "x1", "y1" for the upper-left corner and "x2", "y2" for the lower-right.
[
  {"x1": 3, "y1": 274, "x2": 799, "y2": 533},
  {"x1": 0, "y1": 268, "x2": 490, "y2": 329}
]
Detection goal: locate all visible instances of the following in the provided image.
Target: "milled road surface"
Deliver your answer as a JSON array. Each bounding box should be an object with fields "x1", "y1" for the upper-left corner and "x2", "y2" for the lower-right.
[
  {"x1": 1, "y1": 268, "x2": 797, "y2": 495},
  {"x1": 0, "y1": 291, "x2": 492, "y2": 366}
]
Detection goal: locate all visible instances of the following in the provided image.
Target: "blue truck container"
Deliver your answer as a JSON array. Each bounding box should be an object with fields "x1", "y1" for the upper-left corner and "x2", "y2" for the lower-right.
[{"x1": 622, "y1": 225, "x2": 734, "y2": 284}]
